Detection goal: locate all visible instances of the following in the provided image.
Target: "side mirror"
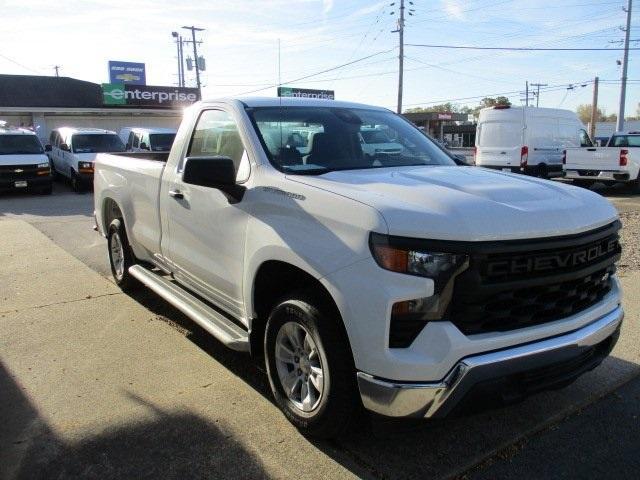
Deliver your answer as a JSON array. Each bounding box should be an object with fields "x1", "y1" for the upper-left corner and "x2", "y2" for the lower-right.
[
  {"x1": 60, "y1": 143, "x2": 70, "y2": 152},
  {"x1": 182, "y1": 156, "x2": 245, "y2": 202},
  {"x1": 140, "y1": 142, "x2": 148, "y2": 150},
  {"x1": 45, "y1": 144, "x2": 52, "y2": 152}
]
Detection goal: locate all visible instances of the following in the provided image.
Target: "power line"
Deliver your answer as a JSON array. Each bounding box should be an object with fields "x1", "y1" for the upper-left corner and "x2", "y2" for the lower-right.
[
  {"x1": 233, "y1": 47, "x2": 396, "y2": 96},
  {"x1": 405, "y1": 43, "x2": 640, "y2": 51},
  {"x1": 0, "y1": 52, "x2": 42, "y2": 74}
]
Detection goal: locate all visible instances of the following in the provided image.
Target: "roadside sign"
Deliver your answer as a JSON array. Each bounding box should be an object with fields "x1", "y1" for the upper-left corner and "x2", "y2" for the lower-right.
[
  {"x1": 277, "y1": 87, "x2": 335, "y2": 100},
  {"x1": 101, "y1": 83, "x2": 200, "y2": 108},
  {"x1": 108, "y1": 61, "x2": 147, "y2": 85}
]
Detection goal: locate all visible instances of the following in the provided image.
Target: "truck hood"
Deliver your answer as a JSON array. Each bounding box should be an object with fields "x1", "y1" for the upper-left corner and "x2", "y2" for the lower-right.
[
  {"x1": 289, "y1": 166, "x2": 618, "y2": 241},
  {"x1": 0, "y1": 153, "x2": 49, "y2": 166},
  {"x1": 74, "y1": 153, "x2": 99, "y2": 162}
]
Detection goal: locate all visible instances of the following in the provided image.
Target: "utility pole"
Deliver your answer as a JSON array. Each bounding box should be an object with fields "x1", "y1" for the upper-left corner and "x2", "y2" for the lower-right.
[
  {"x1": 395, "y1": 0, "x2": 405, "y2": 114},
  {"x1": 525, "y1": 81, "x2": 529, "y2": 107},
  {"x1": 179, "y1": 36, "x2": 185, "y2": 87},
  {"x1": 531, "y1": 83, "x2": 548, "y2": 107},
  {"x1": 590, "y1": 76, "x2": 599, "y2": 139},
  {"x1": 172, "y1": 32, "x2": 183, "y2": 87},
  {"x1": 616, "y1": 0, "x2": 632, "y2": 132},
  {"x1": 182, "y1": 25, "x2": 204, "y2": 95},
  {"x1": 53, "y1": 65, "x2": 60, "y2": 77}
]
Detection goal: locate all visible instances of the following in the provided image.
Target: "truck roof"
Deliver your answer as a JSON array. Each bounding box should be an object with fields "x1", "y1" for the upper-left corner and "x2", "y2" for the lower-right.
[
  {"x1": 203, "y1": 96, "x2": 391, "y2": 112},
  {"x1": 0, "y1": 127, "x2": 37, "y2": 136},
  {"x1": 53, "y1": 127, "x2": 117, "y2": 135},
  {"x1": 120, "y1": 127, "x2": 177, "y2": 134}
]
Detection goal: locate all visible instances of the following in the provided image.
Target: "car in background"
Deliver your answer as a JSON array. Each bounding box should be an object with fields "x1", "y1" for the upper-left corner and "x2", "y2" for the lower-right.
[
  {"x1": 475, "y1": 106, "x2": 591, "y2": 178},
  {"x1": 47, "y1": 127, "x2": 125, "y2": 193},
  {"x1": 563, "y1": 132, "x2": 640, "y2": 189},
  {"x1": 119, "y1": 127, "x2": 177, "y2": 152},
  {"x1": 0, "y1": 126, "x2": 52, "y2": 194},
  {"x1": 358, "y1": 127, "x2": 403, "y2": 159}
]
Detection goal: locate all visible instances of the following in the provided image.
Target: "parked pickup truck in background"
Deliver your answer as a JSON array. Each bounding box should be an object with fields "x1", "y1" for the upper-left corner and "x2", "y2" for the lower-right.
[
  {"x1": 94, "y1": 97, "x2": 624, "y2": 439},
  {"x1": 564, "y1": 132, "x2": 640, "y2": 189}
]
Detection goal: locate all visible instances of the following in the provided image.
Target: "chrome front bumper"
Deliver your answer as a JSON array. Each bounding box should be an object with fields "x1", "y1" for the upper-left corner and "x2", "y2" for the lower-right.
[{"x1": 357, "y1": 306, "x2": 623, "y2": 418}]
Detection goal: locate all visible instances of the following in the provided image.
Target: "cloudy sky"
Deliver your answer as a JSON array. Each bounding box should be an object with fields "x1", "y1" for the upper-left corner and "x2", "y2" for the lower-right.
[{"x1": 0, "y1": 0, "x2": 637, "y2": 116}]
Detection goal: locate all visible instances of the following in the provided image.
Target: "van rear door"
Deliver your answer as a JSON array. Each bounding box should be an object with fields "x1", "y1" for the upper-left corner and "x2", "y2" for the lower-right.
[{"x1": 476, "y1": 121, "x2": 522, "y2": 168}]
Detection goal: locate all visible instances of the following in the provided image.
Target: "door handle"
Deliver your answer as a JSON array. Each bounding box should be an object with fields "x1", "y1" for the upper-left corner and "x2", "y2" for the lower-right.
[{"x1": 168, "y1": 189, "x2": 184, "y2": 199}]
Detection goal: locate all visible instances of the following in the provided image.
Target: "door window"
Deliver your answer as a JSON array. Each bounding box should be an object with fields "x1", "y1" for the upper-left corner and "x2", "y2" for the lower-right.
[
  {"x1": 579, "y1": 129, "x2": 593, "y2": 147},
  {"x1": 187, "y1": 110, "x2": 246, "y2": 171},
  {"x1": 133, "y1": 133, "x2": 140, "y2": 148}
]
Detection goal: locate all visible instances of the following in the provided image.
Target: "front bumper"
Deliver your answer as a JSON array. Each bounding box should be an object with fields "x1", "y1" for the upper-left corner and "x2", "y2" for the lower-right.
[
  {"x1": 357, "y1": 305, "x2": 623, "y2": 418},
  {"x1": 0, "y1": 175, "x2": 52, "y2": 192}
]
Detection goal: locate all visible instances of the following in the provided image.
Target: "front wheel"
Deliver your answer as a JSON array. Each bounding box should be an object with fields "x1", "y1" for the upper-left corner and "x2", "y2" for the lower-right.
[
  {"x1": 264, "y1": 294, "x2": 360, "y2": 439},
  {"x1": 71, "y1": 171, "x2": 84, "y2": 193},
  {"x1": 107, "y1": 218, "x2": 138, "y2": 291}
]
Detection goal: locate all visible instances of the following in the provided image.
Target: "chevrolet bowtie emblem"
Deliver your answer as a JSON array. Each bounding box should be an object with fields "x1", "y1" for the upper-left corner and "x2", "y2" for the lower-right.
[{"x1": 14, "y1": 169, "x2": 24, "y2": 173}]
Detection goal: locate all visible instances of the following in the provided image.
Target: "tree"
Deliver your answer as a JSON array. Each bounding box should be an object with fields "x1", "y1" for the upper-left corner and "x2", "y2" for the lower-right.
[
  {"x1": 575, "y1": 104, "x2": 617, "y2": 124},
  {"x1": 405, "y1": 102, "x2": 460, "y2": 114}
]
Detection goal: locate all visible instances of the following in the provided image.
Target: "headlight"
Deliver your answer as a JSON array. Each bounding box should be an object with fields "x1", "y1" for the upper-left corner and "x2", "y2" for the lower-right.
[
  {"x1": 370, "y1": 232, "x2": 469, "y2": 324},
  {"x1": 37, "y1": 162, "x2": 49, "y2": 169},
  {"x1": 370, "y1": 233, "x2": 468, "y2": 293},
  {"x1": 78, "y1": 161, "x2": 93, "y2": 169}
]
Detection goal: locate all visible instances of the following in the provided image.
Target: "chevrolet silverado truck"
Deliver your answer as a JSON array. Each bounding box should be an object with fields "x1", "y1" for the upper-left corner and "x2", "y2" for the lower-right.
[
  {"x1": 563, "y1": 132, "x2": 639, "y2": 188},
  {"x1": 94, "y1": 97, "x2": 623, "y2": 439}
]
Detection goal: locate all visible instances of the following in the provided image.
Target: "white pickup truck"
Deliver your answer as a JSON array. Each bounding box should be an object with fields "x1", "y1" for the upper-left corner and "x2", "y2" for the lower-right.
[
  {"x1": 94, "y1": 97, "x2": 623, "y2": 438},
  {"x1": 563, "y1": 132, "x2": 640, "y2": 188}
]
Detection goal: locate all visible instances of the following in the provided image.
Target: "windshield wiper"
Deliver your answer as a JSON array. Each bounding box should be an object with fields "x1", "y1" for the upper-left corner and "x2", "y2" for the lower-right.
[{"x1": 282, "y1": 165, "x2": 332, "y2": 176}]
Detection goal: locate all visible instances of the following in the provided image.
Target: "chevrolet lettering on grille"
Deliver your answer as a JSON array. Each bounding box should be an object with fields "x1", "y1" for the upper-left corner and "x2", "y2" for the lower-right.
[{"x1": 486, "y1": 237, "x2": 620, "y2": 276}]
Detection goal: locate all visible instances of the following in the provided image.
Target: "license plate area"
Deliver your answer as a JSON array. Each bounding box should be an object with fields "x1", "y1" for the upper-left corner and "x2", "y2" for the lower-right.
[{"x1": 14, "y1": 180, "x2": 27, "y2": 188}]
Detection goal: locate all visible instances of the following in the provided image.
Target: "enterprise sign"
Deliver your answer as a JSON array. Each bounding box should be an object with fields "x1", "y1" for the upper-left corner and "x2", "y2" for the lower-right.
[
  {"x1": 278, "y1": 87, "x2": 335, "y2": 100},
  {"x1": 102, "y1": 83, "x2": 200, "y2": 108}
]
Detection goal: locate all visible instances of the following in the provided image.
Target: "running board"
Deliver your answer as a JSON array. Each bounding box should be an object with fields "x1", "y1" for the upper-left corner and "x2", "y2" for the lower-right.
[{"x1": 128, "y1": 265, "x2": 249, "y2": 352}]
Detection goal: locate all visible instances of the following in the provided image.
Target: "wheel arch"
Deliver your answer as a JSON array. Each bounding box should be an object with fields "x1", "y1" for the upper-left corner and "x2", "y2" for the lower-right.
[{"x1": 249, "y1": 260, "x2": 345, "y2": 359}]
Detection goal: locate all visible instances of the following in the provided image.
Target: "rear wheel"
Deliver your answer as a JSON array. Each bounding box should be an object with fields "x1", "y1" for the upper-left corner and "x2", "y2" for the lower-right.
[
  {"x1": 264, "y1": 293, "x2": 360, "y2": 439},
  {"x1": 71, "y1": 170, "x2": 84, "y2": 193},
  {"x1": 107, "y1": 218, "x2": 139, "y2": 291}
]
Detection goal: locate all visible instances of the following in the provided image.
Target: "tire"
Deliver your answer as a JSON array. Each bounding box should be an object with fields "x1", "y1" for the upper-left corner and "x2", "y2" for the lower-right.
[
  {"x1": 107, "y1": 218, "x2": 139, "y2": 291},
  {"x1": 535, "y1": 164, "x2": 548, "y2": 179},
  {"x1": 71, "y1": 170, "x2": 84, "y2": 194},
  {"x1": 264, "y1": 293, "x2": 360, "y2": 439},
  {"x1": 50, "y1": 163, "x2": 59, "y2": 180}
]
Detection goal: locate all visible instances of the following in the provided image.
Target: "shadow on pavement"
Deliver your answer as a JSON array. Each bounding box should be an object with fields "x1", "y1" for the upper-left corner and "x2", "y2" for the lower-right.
[
  {"x1": 0, "y1": 181, "x2": 92, "y2": 218},
  {"x1": 0, "y1": 362, "x2": 268, "y2": 480},
  {"x1": 122, "y1": 289, "x2": 640, "y2": 480}
]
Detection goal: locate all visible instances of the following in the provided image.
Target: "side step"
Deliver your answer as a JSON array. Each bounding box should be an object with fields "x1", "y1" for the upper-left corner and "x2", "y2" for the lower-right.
[{"x1": 128, "y1": 265, "x2": 250, "y2": 352}]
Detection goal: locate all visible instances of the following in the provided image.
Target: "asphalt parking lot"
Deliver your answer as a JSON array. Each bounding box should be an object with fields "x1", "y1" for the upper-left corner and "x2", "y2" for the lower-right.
[{"x1": 1, "y1": 180, "x2": 640, "y2": 480}]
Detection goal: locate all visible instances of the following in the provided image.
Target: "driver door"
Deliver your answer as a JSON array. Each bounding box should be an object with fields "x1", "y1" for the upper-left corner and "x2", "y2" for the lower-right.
[{"x1": 160, "y1": 109, "x2": 251, "y2": 321}]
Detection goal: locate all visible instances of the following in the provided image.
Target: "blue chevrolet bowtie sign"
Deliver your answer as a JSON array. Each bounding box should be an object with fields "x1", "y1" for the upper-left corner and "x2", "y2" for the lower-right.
[{"x1": 108, "y1": 61, "x2": 146, "y2": 85}]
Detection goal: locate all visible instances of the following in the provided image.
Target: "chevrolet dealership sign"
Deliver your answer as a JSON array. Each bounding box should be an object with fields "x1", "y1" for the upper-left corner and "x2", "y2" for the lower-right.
[{"x1": 102, "y1": 83, "x2": 200, "y2": 107}]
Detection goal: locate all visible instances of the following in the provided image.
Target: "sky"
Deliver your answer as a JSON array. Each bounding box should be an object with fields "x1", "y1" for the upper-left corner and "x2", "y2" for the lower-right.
[{"x1": 0, "y1": 0, "x2": 638, "y2": 117}]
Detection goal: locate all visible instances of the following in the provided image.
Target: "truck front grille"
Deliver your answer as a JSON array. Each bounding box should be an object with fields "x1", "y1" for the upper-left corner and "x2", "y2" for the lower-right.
[
  {"x1": 0, "y1": 164, "x2": 40, "y2": 181},
  {"x1": 448, "y1": 222, "x2": 620, "y2": 336}
]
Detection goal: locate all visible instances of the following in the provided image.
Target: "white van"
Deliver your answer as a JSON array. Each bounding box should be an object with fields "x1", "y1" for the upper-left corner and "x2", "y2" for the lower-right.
[
  {"x1": 119, "y1": 127, "x2": 177, "y2": 152},
  {"x1": 475, "y1": 106, "x2": 591, "y2": 178},
  {"x1": 1, "y1": 127, "x2": 52, "y2": 194},
  {"x1": 47, "y1": 127, "x2": 126, "y2": 192}
]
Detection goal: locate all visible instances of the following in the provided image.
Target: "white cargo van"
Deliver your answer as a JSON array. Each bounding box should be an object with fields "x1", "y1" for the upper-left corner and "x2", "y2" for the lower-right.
[
  {"x1": 47, "y1": 127, "x2": 126, "y2": 192},
  {"x1": 475, "y1": 106, "x2": 591, "y2": 178},
  {"x1": 119, "y1": 127, "x2": 177, "y2": 152}
]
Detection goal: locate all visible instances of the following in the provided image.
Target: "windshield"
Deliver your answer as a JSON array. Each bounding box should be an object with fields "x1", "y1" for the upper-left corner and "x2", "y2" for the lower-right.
[
  {"x1": 610, "y1": 135, "x2": 640, "y2": 148},
  {"x1": 72, "y1": 134, "x2": 125, "y2": 153},
  {"x1": 149, "y1": 133, "x2": 176, "y2": 151},
  {"x1": 248, "y1": 106, "x2": 455, "y2": 173},
  {"x1": 0, "y1": 135, "x2": 44, "y2": 155}
]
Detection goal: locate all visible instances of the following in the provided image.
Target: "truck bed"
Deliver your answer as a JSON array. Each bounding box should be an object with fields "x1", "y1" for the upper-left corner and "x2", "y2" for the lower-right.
[{"x1": 94, "y1": 152, "x2": 167, "y2": 261}]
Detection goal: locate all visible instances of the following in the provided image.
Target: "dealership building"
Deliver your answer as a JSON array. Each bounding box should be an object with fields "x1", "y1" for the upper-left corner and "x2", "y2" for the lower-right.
[{"x1": 0, "y1": 74, "x2": 199, "y2": 143}]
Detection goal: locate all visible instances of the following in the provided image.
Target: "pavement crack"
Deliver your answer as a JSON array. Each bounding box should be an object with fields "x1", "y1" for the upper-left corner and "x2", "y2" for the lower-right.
[{"x1": 0, "y1": 291, "x2": 124, "y2": 315}]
